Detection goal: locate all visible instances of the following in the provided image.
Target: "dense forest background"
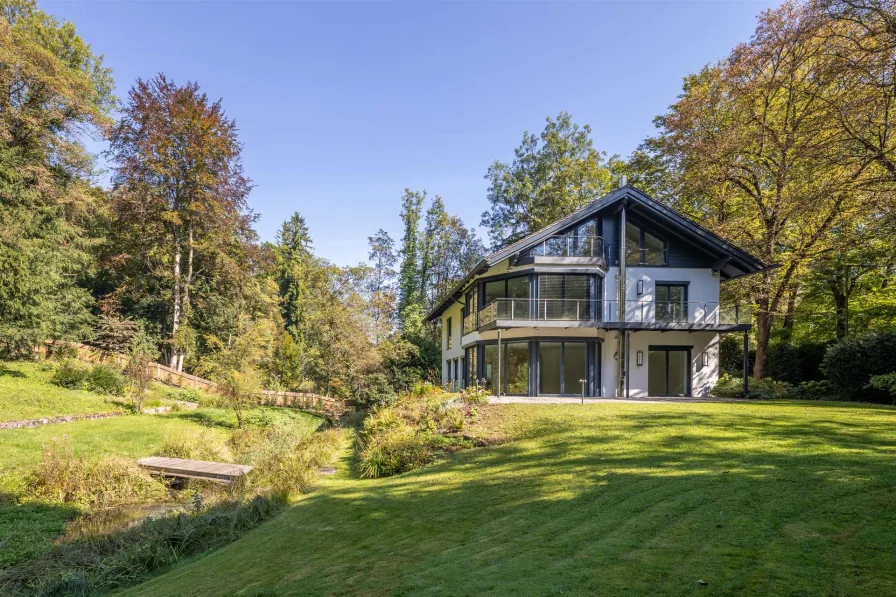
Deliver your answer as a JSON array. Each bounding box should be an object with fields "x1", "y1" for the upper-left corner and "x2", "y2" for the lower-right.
[{"x1": 2, "y1": 0, "x2": 896, "y2": 403}]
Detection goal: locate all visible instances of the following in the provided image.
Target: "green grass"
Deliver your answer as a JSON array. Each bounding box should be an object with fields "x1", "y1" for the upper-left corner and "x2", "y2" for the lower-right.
[
  {"x1": 120, "y1": 401, "x2": 896, "y2": 597},
  {"x1": 0, "y1": 406, "x2": 324, "y2": 569},
  {"x1": 0, "y1": 361, "x2": 126, "y2": 423}
]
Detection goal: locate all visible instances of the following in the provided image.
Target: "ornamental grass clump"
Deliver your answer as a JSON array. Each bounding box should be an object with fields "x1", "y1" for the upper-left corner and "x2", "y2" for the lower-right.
[
  {"x1": 26, "y1": 440, "x2": 166, "y2": 507},
  {"x1": 356, "y1": 392, "x2": 477, "y2": 479},
  {"x1": 231, "y1": 423, "x2": 343, "y2": 499},
  {"x1": 0, "y1": 496, "x2": 285, "y2": 597}
]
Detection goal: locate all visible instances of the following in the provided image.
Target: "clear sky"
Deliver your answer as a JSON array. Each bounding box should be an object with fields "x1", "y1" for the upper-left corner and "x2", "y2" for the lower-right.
[{"x1": 46, "y1": 0, "x2": 778, "y2": 266}]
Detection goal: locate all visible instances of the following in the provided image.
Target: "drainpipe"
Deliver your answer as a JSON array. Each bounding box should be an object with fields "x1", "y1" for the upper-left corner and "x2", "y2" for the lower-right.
[
  {"x1": 618, "y1": 202, "x2": 627, "y2": 398},
  {"x1": 496, "y1": 328, "x2": 502, "y2": 398}
]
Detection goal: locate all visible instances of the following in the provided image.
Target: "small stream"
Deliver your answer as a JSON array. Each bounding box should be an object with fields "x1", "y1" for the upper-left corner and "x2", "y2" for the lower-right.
[{"x1": 56, "y1": 501, "x2": 187, "y2": 543}]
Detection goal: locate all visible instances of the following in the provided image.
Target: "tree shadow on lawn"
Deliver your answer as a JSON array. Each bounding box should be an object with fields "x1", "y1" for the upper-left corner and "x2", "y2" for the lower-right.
[
  {"x1": 136, "y1": 401, "x2": 896, "y2": 597},
  {"x1": 0, "y1": 492, "x2": 80, "y2": 570},
  {"x1": 165, "y1": 410, "x2": 237, "y2": 430},
  {"x1": 0, "y1": 365, "x2": 26, "y2": 379}
]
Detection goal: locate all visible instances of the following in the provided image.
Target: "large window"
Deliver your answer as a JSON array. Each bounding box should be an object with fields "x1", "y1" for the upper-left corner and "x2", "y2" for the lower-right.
[
  {"x1": 481, "y1": 276, "x2": 530, "y2": 319},
  {"x1": 538, "y1": 274, "x2": 592, "y2": 320},
  {"x1": 538, "y1": 341, "x2": 589, "y2": 395},
  {"x1": 648, "y1": 347, "x2": 690, "y2": 396},
  {"x1": 626, "y1": 222, "x2": 667, "y2": 266},
  {"x1": 655, "y1": 283, "x2": 688, "y2": 322},
  {"x1": 482, "y1": 342, "x2": 530, "y2": 395}
]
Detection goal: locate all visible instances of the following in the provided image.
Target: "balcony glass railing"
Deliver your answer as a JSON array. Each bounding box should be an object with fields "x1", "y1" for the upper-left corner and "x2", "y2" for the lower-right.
[
  {"x1": 475, "y1": 299, "x2": 752, "y2": 328},
  {"x1": 601, "y1": 301, "x2": 752, "y2": 325},
  {"x1": 527, "y1": 235, "x2": 610, "y2": 262}
]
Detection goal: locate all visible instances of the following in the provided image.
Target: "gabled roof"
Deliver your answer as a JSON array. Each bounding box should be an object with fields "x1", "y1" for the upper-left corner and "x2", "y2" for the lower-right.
[{"x1": 425, "y1": 185, "x2": 769, "y2": 321}]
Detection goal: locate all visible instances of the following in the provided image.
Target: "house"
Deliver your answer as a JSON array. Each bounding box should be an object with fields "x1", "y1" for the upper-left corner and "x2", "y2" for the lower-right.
[{"x1": 425, "y1": 184, "x2": 769, "y2": 398}]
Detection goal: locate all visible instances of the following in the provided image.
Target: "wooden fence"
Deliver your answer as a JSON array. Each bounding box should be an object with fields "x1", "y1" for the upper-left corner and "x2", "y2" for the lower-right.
[{"x1": 38, "y1": 342, "x2": 349, "y2": 419}]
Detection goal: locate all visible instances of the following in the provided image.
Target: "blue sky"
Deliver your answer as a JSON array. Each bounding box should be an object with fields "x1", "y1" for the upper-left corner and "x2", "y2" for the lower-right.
[{"x1": 46, "y1": 0, "x2": 778, "y2": 266}]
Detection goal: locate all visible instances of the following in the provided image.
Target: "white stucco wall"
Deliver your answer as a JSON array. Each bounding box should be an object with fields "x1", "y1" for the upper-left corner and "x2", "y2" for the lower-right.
[
  {"x1": 440, "y1": 301, "x2": 465, "y2": 386},
  {"x1": 620, "y1": 331, "x2": 719, "y2": 397}
]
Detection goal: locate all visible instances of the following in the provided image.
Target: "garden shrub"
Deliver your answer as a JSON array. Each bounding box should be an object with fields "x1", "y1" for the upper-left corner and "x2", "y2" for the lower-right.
[
  {"x1": 821, "y1": 331, "x2": 896, "y2": 402},
  {"x1": 355, "y1": 392, "x2": 479, "y2": 478},
  {"x1": 766, "y1": 341, "x2": 830, "y2": 384},
  {"x1": 711, "y1": 373, "x2": 793, "y2": 400},
  {"x1": 86, "y1": 364, "x2": 126, "y2": 396},
  {"x1": 50, "y1": 359, "x2": 90, "y2": 390},
  {"x1": 230, "y1": 421, "x2": 343, "y2": 499},
  {"x1": 789, "y1": 379, "x2": 835, "y2": 400},
  {"x1": 869, "y1": 372, "x2": 896, "y2": 404},
  {"x1": 357, "y1": 423, "x2": 436, "y2": 479}
]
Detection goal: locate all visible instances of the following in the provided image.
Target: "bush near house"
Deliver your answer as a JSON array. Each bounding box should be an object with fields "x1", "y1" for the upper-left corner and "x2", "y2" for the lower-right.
[
  {"x1": 356, "y1": 389, "x2": 479, "y2": 479},
  {"x1": 821, "y1": 331, "x2": 896, "y2": 403}
]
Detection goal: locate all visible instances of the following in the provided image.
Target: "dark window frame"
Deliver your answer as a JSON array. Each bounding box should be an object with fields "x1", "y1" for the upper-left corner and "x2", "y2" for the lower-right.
[
  {"x1": 446, "y1": 317, "x2": 453, "y2": 349},
  {"x1": 647, "y1": 345, "x2": 692, "y2": 397},
  {"x1": 625, "y1": 221, "x2": 668, "y2": 267}
]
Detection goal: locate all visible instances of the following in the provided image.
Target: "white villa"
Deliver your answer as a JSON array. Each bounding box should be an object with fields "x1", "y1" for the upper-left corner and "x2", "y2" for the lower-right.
[{"x1": 426, "y1": 184, "x2": 768, "y2": 398}]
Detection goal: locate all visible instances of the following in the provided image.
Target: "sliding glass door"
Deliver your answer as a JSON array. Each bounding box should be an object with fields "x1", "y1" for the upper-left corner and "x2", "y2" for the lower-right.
[
  {"x1": 647, "y1": 347, "x2": 691, "y2": 396},
  {"x1": 538, "y1": 341, "x2": 590, "y2": 396},
  {"x1": 483, "y1": 341, "x2": 530, "y2": 395}
]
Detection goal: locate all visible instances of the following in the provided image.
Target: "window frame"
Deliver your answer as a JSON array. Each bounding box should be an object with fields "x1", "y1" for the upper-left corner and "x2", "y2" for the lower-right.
[{"x1": 625, "y1": 222, "x2": 668, "y2": 266}]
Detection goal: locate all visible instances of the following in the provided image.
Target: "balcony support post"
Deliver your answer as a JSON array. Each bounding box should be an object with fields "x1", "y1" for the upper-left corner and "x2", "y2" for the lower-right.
[
  {"x1": 743, "y1": 330, "x2": 749, "y2": 398},
  {"x1": 625, "y1": 330, "x2": 631, "y2": 399}
]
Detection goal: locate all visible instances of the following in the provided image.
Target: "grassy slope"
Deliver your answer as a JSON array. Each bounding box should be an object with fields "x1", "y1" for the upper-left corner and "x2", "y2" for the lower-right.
[
  {"x1": 0, "y1": 407, "x2": 323, "y2": 568},
  {"x1": 0, "y1": 361, "x2": 125, "y2": 423},
  {"x1": 123, "y1": 401, "x2": 896, "y2": 597}
]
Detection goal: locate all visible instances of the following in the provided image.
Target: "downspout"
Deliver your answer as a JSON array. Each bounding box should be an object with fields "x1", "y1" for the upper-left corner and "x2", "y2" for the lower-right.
[
  {"x1": 496, "y1": 328, "x2": 502, "y2": 398},
  {"x1": 618, "y1": 201, "x2": 627, "y2": 398}
]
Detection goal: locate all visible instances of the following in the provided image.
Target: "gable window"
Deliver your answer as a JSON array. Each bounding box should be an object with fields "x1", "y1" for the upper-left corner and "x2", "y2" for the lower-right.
[
  {"x1": 446, "y1": 317, "x2": 453, "y2": 349},
  {"x1": 626, "y1": 222, "x2": 667, "y2": 266}
]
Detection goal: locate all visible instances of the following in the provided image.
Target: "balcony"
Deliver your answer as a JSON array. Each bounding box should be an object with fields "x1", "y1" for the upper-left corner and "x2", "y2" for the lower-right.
[
  {"x1": 473, "y1": 298, "x2": 751, "y2": 332},
  {"x1": 518, "y1": 235, "x2": 610, "y2": 267}
]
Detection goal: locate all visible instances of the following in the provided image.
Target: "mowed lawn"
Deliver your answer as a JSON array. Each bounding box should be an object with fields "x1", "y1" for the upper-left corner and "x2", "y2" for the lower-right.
[
  {"x1": 0, "y1": 361, "x2": 125, "y2": 423},
  {"x1": 122, "y1": 401, "x2": 896, "y2": 597}
]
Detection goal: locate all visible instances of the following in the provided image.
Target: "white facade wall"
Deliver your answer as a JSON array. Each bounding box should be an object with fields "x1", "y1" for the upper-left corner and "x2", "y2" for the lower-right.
[
  {"x1": 440, "y1": 301, "x2": 465, "y2": 387},
  {"x1": 439, "y1": 264, "x2": 724, "y2": 396},
  {"x1": 623, "y1": 331, "x2": 719, "y2": 397}
]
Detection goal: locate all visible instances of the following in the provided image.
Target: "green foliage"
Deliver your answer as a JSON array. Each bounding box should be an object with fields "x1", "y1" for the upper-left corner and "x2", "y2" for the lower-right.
[
  {"x1": 0, "y1": 0, "x2": 115, "y2": 358},
  {"x1": 25, "y1": 440, "x2": 166, "y2": 507},
  {"x1": 356, "y1": 391, "x2": 476, "y2": 479},
  {"x1": 869, "y1": 372, "x2": 896, "y2": 403},
  {"x1": 711, "y1": 373, "x2": 793, "y2": 400},
  {"x1": 50, "y1": 360, "x2": 90, "y2": 390},
  {"x1": 156, "y1": 428, "x2": 233, "y2": 462},
  {"x1": 232, "y1": 427, "x2": 343, "y2": 500},
  {"x1": 461, "y1": 382, "x2": 489, "y2": 405},
  {"x1": 85, "y1": 364, "x2": 126, "y2": 396},
  {"x1": 481, "y1": 112, "x2": 624, "y2": 248},
  {"x1": 765, "y1": 341, "x2": 829, "y2": 384},
  {"x1": 821, "y1": 331, "x2": 896, "y2": 402},
  {"x1": 1, "y1": 496, "x2": 285, "y2": 596}
]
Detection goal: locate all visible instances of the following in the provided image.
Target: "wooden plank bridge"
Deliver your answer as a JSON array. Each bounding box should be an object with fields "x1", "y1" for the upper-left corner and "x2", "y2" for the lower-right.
[{"x1": 138, "y1": 457, "x2": 253, "y2": 484}]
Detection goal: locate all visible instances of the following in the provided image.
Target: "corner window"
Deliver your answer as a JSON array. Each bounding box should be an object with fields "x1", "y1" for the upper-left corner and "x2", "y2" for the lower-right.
[
  {"x1": 446, "y1": 317, "x2": 453, "y2": 349},
  {"x1": 626, "y1": 222, "x2": 667, "y2": 266}
]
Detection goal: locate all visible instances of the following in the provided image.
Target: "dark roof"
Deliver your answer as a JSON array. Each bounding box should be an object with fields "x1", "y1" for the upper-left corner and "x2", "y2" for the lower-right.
[{"x1": 425, "y1": 185, "x2": 769, "y2": 321}]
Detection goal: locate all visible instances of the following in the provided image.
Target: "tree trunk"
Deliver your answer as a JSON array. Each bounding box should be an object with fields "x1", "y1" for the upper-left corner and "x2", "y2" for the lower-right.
[
  {"x1": 176, "y1": 226, "x2": 195, "y2": 373},
  {"x1": 833, "y1": 292, "x2": 848, "y2": 339},
  {"x1": 169, "y1": 229, "x2": 182, "y2": 368},
  {"x1": 753, "y1": 304, "x2": 773, "y2": 380},
  {"x1": 781, "y1": 285, "x2": 797, "y2": 337}
]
